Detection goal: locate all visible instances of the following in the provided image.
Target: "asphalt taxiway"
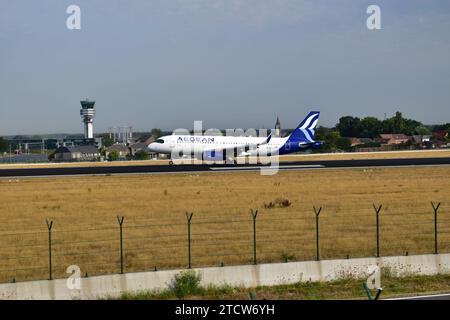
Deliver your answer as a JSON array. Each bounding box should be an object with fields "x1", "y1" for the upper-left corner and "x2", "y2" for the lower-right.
[{"x1": 0, "y1": 157, "x2": 449, "y2": 178}]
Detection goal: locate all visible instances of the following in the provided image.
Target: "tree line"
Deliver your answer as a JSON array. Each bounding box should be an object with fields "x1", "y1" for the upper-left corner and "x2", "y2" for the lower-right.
[
  {"x1": 314, "y1": 111, "x2": 450, "y2": 152},
  {"x1": 2, "y1": 113, "x2": 450, "y2": 155},
  {"x1": 0, "y1": 138, "x2": 9, "y2": 153},
  {"x1": 335, "y1": 111, "x2": 435, "y2": 138}
]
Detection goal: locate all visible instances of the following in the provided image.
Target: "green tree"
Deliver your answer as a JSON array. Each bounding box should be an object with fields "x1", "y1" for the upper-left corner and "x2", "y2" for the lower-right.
[
  {"x1": 313, "y1": 126, "x2": 329, "y2": 141},
  {"x1": 393, "y1": 111, "x2": 405, "y2": 133},
  {"x1": 102, "y1": 135, "x2": 115, "y2": 148},
  {"x1": 336, "y1": 116, "x2": 361, "y2": 137},
  {"x1": 99, "y1": 147, "x2": 106, "y2": 158},
  {"x1": 415, "y1": 126, "x2": 431, "y2": 136},
  {"x1": 381, "y1": 117, "x2": 395, "y2": 133},
  {"x1": 314, "y1": 127, "x2": 331, "y2": 151},
  {"x1": 433, "y1": 123, "x2": 450, "y2": 133},
  {"x1": 336, "y1": 137, "x2": 352, "y2": 151},
  {"x1": 134, "y1": 150, "x2": 150, "y2": 160},
  {"x1": 151, "y1": 128, "x2": 162, "y2": 138},
  {"x1": 382, "y1": 111, "x2": 421, "y2": 135},
  {"x1": 359, "y1": 117, "x2": 382, "y2": 138},
  {"x1": 108, "y1": 150, "x2": 119, "y2": 161},
  {"x1": 0, "y1": 137, "x2": 9, "y2": 153},
  {"x1": 403, "y1": 119, "x2": 422, "y2": 136},
  {"x1": 314, "y1": 127, "x2": 344, "y2": 151}
]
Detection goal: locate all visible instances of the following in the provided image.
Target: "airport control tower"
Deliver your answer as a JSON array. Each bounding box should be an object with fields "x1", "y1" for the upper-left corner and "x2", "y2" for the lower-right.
[{"x1": 80, "y1": 99, "x2": 96, "y2": 140}]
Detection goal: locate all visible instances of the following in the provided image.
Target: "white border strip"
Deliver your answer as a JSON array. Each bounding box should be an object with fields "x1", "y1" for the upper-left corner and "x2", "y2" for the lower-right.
[{"x1": 386, "y1": 293, "x2": 450, "y2": 300}]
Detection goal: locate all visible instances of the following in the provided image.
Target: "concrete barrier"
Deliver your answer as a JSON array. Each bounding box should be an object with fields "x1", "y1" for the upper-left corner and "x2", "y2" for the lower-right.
[{"x1": 1, "y1": 253, "x2": 449, "y2": 300}]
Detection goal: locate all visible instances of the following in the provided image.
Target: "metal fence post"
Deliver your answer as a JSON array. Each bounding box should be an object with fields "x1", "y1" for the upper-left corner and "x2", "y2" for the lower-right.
[
  {"x1": 363, "y1": 283, "x2": 383, "y2": 300},
  {"x1": 373, "y1": 204, "x2": 382, "y2": 258},
  {"x1": 314, "y1": 206, "x2": 322, "y2": 261},
  {"x1": 45, "y1": 219, "x2": 53, "y2": 280},
  {"x1": 251, "y1": 209, "x2": 258, "y2": 265},
  {"x1": 186, "y1": 212, "x2": 194, "y2": 269},
  {"x1": 117, "y1": 216, "x2": 125, "y2": 274},
  {"x1": 431, "y1": 202, "x2": 441, "y2": 254}
]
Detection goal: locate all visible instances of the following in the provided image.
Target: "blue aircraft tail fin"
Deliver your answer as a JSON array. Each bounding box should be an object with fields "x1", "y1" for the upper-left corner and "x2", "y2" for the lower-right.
[{"x1": 287, "y1": 111, "x2": 320, "y2": 143}]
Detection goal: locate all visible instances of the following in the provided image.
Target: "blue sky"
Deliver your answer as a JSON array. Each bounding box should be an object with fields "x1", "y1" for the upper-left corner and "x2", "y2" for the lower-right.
[{"x1": 1, "y1": 0, "x2": 450, "y2": 135}]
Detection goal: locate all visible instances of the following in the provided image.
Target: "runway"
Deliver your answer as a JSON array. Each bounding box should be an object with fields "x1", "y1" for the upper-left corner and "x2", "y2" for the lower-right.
[{"x1": 0, "y1": 157, "x2": 449, "y2": 178}]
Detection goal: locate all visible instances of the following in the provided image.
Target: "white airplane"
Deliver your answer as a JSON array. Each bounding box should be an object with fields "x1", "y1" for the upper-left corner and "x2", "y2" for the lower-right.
[{"x1": 148, "y1": 111, "x2": 322, "y2": 164}]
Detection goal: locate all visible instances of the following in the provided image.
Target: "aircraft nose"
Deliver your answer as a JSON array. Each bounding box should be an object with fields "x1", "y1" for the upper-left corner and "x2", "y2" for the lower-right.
[{"x1": 148, "y1": 143, "x2": 158, "y2": 153}]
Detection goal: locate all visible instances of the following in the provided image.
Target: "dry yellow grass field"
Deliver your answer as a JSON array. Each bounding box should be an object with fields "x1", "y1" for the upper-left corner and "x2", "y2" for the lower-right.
[
  {"x1": 0, "y1": 159, "x2": 171, "y2": 169},
  {"x1": 0, "y1": 166, "x2": 450, "y2": 283},
  {"x1": 1, "y1": 149, "x2": 449, "y2": 170},
  {"x1": 278, "y1": 149, "x2": 450, "y2": 161}
]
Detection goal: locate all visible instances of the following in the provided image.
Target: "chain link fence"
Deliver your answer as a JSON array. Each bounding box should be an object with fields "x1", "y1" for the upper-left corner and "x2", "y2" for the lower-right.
[{"x1": 0, "y1": 202, "x2": 449, "y2": 283}]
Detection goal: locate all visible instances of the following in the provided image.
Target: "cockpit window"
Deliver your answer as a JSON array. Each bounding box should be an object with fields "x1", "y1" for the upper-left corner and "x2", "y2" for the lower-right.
[{"x1": 155, "y1": 139, "x2": 165, "y2": 144}]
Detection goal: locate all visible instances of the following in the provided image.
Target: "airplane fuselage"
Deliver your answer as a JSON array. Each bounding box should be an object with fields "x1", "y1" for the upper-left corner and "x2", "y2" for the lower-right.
[
  {"x1": 148, "y1": 135, "x2": 310, "y2": 157},
  {"x1": 147, "y1": 111, "x2": 322, "y2": 161}
]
